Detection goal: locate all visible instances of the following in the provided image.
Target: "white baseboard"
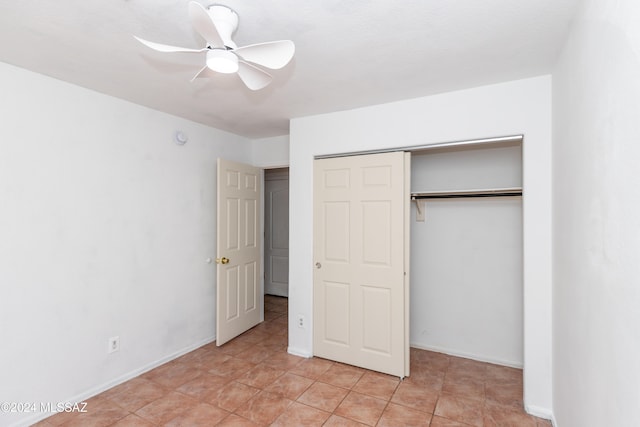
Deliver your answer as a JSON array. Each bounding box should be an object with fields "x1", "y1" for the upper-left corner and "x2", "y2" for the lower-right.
[
  {"x1": 287, "y1": 346, "x2": 312, "y2": 358},
  {"x1": 525, "y1": 403, "x2": 554, "y2": 422},
  {"x1": 410, "y1": 342, "x2": 523, "y2": 368},
  {"x1": 411, "y1": 343, "x2": 553, "y2": 421},
  {"x1": 12, "y1": 335, "x2": 216, "y2": 427},
  {"x1": 264, "y1": 284, "x2": 288, "y2": 298}
]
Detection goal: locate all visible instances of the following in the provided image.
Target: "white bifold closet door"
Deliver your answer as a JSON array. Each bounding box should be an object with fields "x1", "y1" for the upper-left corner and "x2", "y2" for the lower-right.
[{"x1": 313, "y1": 151, "x2": 410, "y2": 378}]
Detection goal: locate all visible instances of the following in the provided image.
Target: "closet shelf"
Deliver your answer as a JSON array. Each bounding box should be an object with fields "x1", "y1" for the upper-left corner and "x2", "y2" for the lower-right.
[{"x1": 411, "y1": 187, "x2": 522, "y2": 199}]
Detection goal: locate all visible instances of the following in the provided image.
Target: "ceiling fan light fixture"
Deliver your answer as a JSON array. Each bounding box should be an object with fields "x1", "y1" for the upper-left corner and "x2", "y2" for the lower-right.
[
  {"x1": 135, "y1": 1, "x2": 294, "y2": 90},
  {"x1": 206, "y1": 49, "x2": 239, "y2": 74}
]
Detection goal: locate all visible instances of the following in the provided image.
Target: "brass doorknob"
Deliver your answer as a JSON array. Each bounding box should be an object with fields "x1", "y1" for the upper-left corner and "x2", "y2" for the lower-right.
[{"x1": 216, "y1": 257, "x2": 230, "y2": 265}]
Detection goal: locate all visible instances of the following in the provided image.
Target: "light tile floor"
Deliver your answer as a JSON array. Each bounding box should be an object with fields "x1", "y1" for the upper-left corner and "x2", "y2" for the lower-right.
[{"x1": 35, "y1": 296, "x2": 551, "y2": 426}]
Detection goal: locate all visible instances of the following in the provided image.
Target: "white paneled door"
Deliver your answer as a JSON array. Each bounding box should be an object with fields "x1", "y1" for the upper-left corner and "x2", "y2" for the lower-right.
[
  {"x1": 216, "y1": 158, "x2": 262, "y2": 346},
  {"x1": 313, "y1": 152, "x2": 410, "y2": 378}
]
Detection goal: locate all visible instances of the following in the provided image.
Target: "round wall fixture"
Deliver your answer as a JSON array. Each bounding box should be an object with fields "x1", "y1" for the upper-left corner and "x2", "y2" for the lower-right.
[{"x1": 174, "y1": 130, "x2": 188, "y2": 145}]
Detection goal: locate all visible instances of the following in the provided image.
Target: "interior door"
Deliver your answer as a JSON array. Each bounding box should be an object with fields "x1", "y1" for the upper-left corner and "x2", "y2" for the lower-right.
[
  {"x1": 216, "y1": 158, "x2": 262, "y2": 346},
  {"x1": 264, "y1": 169, "x2": 289, "y2": 297},
  {"x1": 313, "y1": 151, "x2": 410, "y2": 377}
]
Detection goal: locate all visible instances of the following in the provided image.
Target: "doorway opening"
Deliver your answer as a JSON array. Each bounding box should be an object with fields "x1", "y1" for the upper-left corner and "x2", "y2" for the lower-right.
[{"x1": 264, "y1": 167, "x2": 289, "y2": 331}]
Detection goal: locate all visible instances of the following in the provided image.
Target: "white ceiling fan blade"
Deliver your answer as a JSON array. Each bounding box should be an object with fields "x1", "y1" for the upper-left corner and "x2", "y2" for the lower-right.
[
  {"x1": 237, "y1": 61, "x2": 273, "y2": 91},
  {"x1": 188, "y1": 1, "x2": 225, "y2": 48},
  {"x1": 133, "y1": 36, "x2": 206, "y2": 53},
  {"x1": 234, "y1": 40, "x2": 295, "y2": 70},
  {"x1": 190, "y1": 65, "x2": 212, "y2": 82}
]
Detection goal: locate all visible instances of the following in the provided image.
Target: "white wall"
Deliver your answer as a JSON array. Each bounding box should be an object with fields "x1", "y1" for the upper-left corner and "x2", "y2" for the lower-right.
[
  {"x1": 552, "y1": 0, "x2": 640, "y2": 425},
  {"x1": 289, "y1": 76, "x2": 552, "y2": 416},
  {"x1": 0, "y1": 62, "x2": 252, "y2": 427},
  {"x1": 251, "y1": 135, "x2": 289, "y2": 168},
  {"x1": 412, "y1": 144, "x2": 522, "y2": 192},
  {"x1": 410, "y1": 145, "x2": 523, "y2": 367}
]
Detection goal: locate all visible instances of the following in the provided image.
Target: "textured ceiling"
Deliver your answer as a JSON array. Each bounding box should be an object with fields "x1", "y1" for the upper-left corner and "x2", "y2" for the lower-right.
[{"x1": 0, "y1": 0, "x2": 579, "y2": 138}]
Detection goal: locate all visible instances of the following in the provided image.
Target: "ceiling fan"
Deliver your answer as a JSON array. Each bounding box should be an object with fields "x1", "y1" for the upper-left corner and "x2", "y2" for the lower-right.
[{"x1": 134, "y1": 2, "x2": 295, "y2": 91}]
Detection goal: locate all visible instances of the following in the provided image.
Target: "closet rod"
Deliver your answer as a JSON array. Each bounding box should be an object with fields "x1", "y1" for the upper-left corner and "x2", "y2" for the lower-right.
[
  {"x1": 314, "y1": 134, "x2": 523, "y2": 159},
  {"x1": 411, "y1": 187, "x2": 522, "y2": 200}
]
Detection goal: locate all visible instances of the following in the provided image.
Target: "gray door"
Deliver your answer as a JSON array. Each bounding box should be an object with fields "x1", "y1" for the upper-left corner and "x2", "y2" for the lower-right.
[{"x1": 264, "y1": 168, "x2": 289, "y2": 297}]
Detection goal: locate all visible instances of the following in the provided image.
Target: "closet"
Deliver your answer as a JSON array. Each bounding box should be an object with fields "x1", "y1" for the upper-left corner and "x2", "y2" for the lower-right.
[
  {"x1": 311, "y1": 137, "x2": 523, "y2": 373},
  {"x1": 409, "y1": 139, "x2": 523, "y2": 367}
]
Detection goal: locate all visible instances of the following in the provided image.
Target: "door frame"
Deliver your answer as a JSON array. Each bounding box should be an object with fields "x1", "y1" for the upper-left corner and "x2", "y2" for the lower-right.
[
  {"x1": 264, "y1": 167, "x2": 290, "y2": 297},
  {"x1": 214, "y1": 161, "x2": 291, "y2": 345},
  {"x1": 258, "y1": 165, "x2": 291, "y2": 314}
]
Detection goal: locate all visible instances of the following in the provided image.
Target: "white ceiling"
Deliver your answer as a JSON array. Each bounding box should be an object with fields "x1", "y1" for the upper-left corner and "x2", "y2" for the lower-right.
[{"x1": 0, "y1": 0, "x2": 579, "y2": 139}]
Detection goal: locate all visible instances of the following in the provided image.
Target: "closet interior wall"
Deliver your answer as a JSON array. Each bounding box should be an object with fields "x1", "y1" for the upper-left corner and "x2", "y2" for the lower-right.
[{"x1": 410, "y1": 142, "x2": 523, "y2": 367}]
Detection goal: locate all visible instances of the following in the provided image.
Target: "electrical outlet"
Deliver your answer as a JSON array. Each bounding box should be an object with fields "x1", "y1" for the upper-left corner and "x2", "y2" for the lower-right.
[
  {"x1": 108, "y1": 336, "x2": 120, "y2": 354},
  {"x1": 297, "y1": 315, "x2": 305, "y2": 328}
]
